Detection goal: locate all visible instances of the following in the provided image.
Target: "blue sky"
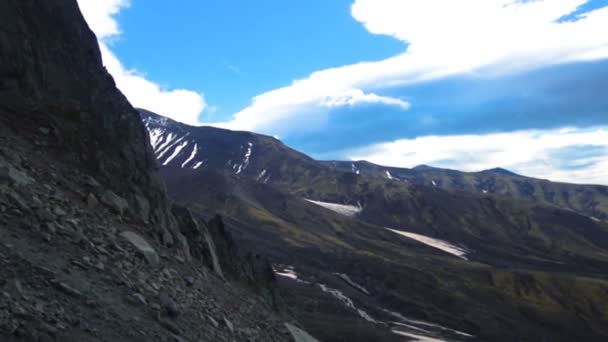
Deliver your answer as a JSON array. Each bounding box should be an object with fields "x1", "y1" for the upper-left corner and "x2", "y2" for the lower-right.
[{"x1": 78, "y1": 0, "x2": 608, "y2": 185}]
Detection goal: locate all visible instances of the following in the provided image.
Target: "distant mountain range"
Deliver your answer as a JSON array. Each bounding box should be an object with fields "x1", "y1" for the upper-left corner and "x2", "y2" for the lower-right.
[{"x1": 141, "y1": 108, "x2": 608, "y2": 342}]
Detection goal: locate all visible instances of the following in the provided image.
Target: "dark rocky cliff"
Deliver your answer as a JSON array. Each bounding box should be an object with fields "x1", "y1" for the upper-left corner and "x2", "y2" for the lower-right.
[
  {"x1": 0, "y1": 1, "x2": 309, "y2": 341},
  {"x1": 0, "y1": 0, "x2": 186, "y2": 251}
]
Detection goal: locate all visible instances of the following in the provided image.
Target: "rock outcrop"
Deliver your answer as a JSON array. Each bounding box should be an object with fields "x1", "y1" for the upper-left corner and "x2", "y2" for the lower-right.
[
  {"x1": 0, "y1": 1, "x2": 306, "y2": 341},
  {"x1": 0, "y1": 0, "x2": 187, "y2": 257}
]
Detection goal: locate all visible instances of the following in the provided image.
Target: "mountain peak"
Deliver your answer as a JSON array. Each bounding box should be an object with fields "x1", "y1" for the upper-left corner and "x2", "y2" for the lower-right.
[{"x1": 483, "y1": 167, "x2": 519, "y2": 176}]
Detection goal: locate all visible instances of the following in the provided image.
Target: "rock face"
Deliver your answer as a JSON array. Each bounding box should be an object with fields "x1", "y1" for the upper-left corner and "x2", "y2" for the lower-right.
[
  {"x1": 101, "y1": 191, "x2": 130, "y2": 216},
  {"x1": 0, "y1": 0, "x2": 186, "y2": 256},
  {"x1": 0, "y1": 1, "x2": 297, "y2": 341},
  {"x1": 285, "y1": 323, "x2": 320, "y2": 342},
  {"x1": 120, "y1": 231, "x2": 160, "y2": 267}
]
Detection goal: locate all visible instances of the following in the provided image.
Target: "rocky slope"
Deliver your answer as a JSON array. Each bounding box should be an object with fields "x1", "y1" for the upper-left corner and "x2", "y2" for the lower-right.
[
  {"x1": 142, "y1": 109, "x2": 608, "y2": 342},
  {"x1": 0, "y1": 1, "x2": 312, "y2": 341}
]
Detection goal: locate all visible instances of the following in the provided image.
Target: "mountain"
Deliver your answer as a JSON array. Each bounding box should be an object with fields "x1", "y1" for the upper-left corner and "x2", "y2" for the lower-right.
[
  {"x1": 323, "y1": 161, "x2": 608, "y2": 221},
  {"x1": 0, "y1": 2, "x2": 310, "y2": 341},
  {"x1": 141, "y1": 109, "x2": 608, "y2": 342}
]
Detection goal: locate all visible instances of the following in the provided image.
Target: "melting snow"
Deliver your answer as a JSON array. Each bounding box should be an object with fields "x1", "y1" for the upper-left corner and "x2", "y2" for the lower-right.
[
  {"x1": 273, "y1": 266, "x2": 310, "y2": 284},
  {"x1": 334, "y1": 273, "x2": 370, "y2": 295},
  {"x1": 162, "y1": 140, "x2": 188, "y2": 166},
  {"x1": 192, "y1": 161, "x2": 204, "y2": 170},
  {"x1": 256, "y1": 169, "x2": 267, "y2": 181},
  {"x1": 156, "y1": 135, "x2": 186, "y2": 160},
  {"x1": 318, "y1": 284, "x2": 378, "y2": 323},
  {"x1": 148, "y1": 128, "x2": 166, "y2": 149},
  {"x1": 392, "y1": 329, "x2": 446, "y2": 342},
  {"x1": 275, "y1": 268, "x2": 298, "y2": 280},
  {"x1": 304, "y1": 199, "x2": 362, "y2": 217},
  {"x1": 154, "y1": 132, "x2": 175, "y2": 154},
  {"x1": 386, "y1": 170, "x2": 393, "y2": 180},
  {"x1": 384, "y1": 309, "x2": 473, "y2": 340},
  {"x1": 235, "y1": 142, "x2": 253, "y2": 175},
  {"x1": 181, "y1": 144, "x2": 198, "y2": 168},
  {"x1": 385, "y1": 228, "x2": 467, "y2": 260}
]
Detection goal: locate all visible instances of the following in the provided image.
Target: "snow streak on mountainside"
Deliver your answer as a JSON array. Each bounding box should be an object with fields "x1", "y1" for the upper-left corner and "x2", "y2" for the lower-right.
[
  {"x1": 385, "y1": 228, "x2": 468, "y2": 259},
  {"x1": 304, "y1": 199, "x2": 362, "y2": 217},
  {"x1": 143, "y1": 117, "x2": 204, "y2": 169}
]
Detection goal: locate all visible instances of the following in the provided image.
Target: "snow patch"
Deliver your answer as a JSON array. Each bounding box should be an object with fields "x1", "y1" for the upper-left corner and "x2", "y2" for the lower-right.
[
  {"x1": 304, "y1": 199, "x2": 362, "y2": 217},
  {"x1": 384, "y1": 309, "x2": 474, "y2": 340},
  {"x1": 334, "y1": 273, "x2": 369, "y2": 295},
  {"x1": 482, "y1": 189, "x2": 488, "y2": 194},
  {"x1": 386, "y1": 170, "x2": 393, "y2": 179},
  {"x1": 317, "y1": 284, "x2": 378, "y2": 324},
  {"x1": 590, "y1": 216, "x2": 601, "y2": 222},
  {"x1": 148, "y1": 128, "x2": 166, "y2": 150},
  {"x1": 256, "y1": 169, "x2": 267, "y2": 182},
  {"x1": 432, "y1": 180, "x2": 437, "y2": 187},
  {"x1": 351, "y1": 163, "x2": 360, "y2": 175},
  {"x1": 385, "y1": 228, "x2": 467, "y2": 260},
  {"x1": 154, "y1": 132, "x2": 175, "y2": 154},
  {"x1": 162, "y1": 140, "x2": 188, "y2": 166},
  {"x1": 192, "y1": 161, "x2": 204, "y2": 170},
  {"x1": 156, "y1": 135, "x2": 187, "y2": 160},
  {"x1": 181, "y1": 144, "x2": 198, "y2": 168},
  {"x1": 235, "y1": 142, "x2": 253, "y2": 175},
  {"x1": 275, "y1": 268, "x2": 298, "y2": 280},
  {"x1": 391, "y1": 329, "x2": 446, "y2": 342}
]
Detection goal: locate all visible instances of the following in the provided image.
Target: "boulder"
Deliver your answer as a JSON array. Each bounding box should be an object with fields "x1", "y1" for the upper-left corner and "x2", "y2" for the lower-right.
[
  {"x1": 120, "y1": 231, "x2": 159, "y2": 267},
  {"x1": 285, "y1": 323, "x2": 320, "y2": 342},
  {"x1": 86, "y1": 193, "x2": 99, "y2": 208},
  {"x1": 159, "y1": 292, "x2": 180, "y2": 318},
  {"x1": 0, "y1": 165, "x2": 33, "y2": 186},
  {"x1": 101, "y1": 191, "x2": 129, "y2": 216}
]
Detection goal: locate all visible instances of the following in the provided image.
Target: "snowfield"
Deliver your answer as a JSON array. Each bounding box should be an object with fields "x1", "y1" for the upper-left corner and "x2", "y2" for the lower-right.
[
  {"x1": 385, "y1": 228, "x2": 468, "y2": 260},
  {"x1": 304, "y1": 199, "x2": 362, "y2": 217}
]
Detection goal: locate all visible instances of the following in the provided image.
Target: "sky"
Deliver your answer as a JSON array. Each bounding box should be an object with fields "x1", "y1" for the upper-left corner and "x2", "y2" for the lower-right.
[{"x1": 77, "y1": 0, "x2": 608, "y2": 185}]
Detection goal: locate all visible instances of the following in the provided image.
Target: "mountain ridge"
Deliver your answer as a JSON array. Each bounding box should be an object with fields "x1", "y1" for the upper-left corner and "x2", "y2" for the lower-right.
[{"x1": 141, "y1": 108, "x2": 608, "y2": 342}]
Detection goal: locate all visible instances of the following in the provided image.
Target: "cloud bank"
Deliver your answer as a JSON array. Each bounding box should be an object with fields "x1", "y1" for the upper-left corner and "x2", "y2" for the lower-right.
[
  {"x1": 77, "y1": 0, "x2": 206, "y2": 125},
  {"x1": 347, "y1": 126, "x2": 608, "y2": 185},
  {"x1": 215, "y1": 0, "x2": 608, "y2": 133}
]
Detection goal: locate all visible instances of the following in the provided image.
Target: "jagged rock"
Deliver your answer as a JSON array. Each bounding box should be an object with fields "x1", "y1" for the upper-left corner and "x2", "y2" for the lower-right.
[
  {"x1": 53, "y1": 281, "x2": 82, "y2": 298},
  {"x1": 184, "y1": 276, "x2": 195, "y2": 286},
  {"x1": 131, "y1": 293, "x2": 147, "y2": 306},
  {"x1": 83, "y1": 176, "x2": 100, "y2": 188},
  {"x1": 159, "y1": 292, "x2": 180, "y2": 318},
  {"x1": 223, "y1": 317, "x2": 234, "y2": 333},
  {"x1": 134, "y1": 194, "x2": 151, "y2": 224},
  {"x1": 0, "y1": 147, "x2": 22, "y2": 167},
  {"x1": 86, "y1": 193, "x2": 99, "y2": 209},
  {"x1": 52, "y1": 207, "x2": 67, "y2": 217},
  {"x1": 5, "y1": 190, "x2": 29, "y2": 212},
  {"x1": 207, "y1": 315, "x2": 219, "y2": 328},
  {"x1": 0, "y1": 165, "x2": 32, "y2": 187},
  {"x1": 159, "y1": 319, "x2": 181, "y2": 335},
  {"x1": 285, "y1": 323, "x2": 320, "y2": 342},
  {"x1": 36, "y1": 208, "x2": 56, "y2": 223},
  {"x1": 101, "y1": 191, "x2": 129, "y2": 216},
  {"x1": 120, "y1": 231, "x2": 159, "y2": 267}
]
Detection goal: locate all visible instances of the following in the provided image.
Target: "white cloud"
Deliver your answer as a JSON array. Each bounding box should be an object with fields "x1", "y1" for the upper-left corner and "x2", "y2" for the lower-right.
[
  {"x1": 345, "y1": 127, "x2": 608, "y2": 185},
  {"x1": 77, "y1": 0, "x2": 206, "y2": 125},
  {"x1": 214, "y1": 0, "x2": 608, "y2": 134}
]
